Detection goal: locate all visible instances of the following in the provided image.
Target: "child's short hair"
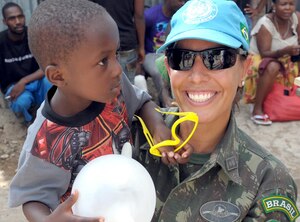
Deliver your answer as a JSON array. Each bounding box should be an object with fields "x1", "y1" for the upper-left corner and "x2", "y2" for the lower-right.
[{"x1": 28, "y1": 0, "x2": 107, "y2": 70}]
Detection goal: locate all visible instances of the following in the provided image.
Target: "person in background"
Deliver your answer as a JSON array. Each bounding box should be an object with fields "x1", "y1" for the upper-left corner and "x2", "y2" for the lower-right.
[
  {"x1": 235, "y1": 0, "x2": 268, "y2": 30},
  {"x1": 246, "y1": 0, "x2": 300, "y2": 125},
  {"x1": 0, "y1": 2, "x2": 51, "y2": 125},
  {"x1": 137, "y1": 0, "x2": 299, "y2": 221},
  {"x1": 143, "y1": 0, "x2": 185, "y2": 107},
  {"x1": 91, "y1": 0, "x2": 145, "y2": 85}
]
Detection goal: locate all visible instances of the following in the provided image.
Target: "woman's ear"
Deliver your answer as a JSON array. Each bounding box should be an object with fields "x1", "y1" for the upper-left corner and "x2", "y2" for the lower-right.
[
  {"x1": 45, "y1": 65, "x2": 65, "y2": 87},
  {"x1": 239, "y1": 56, "x2": 251, "y2": 87}
]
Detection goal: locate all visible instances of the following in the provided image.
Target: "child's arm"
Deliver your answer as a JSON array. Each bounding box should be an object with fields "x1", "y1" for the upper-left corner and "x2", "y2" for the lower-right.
[
  {"x1": 138, "y1": 101, "x2": 193, "y2": 165},
  {"x1": 121, "y1": 74, "x2": 192, "y2": 164},
  {"x1": 22, "y1": 191, "x2": 104, "y2": 222}
]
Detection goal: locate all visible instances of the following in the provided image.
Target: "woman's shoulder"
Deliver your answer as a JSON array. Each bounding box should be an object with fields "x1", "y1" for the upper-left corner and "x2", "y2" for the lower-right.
[
  {"x1": 236, "y1": 128, "x2": 290, "y2": 173},
  {"x1": 236, "y1": 128, "x2": 269, "y2": 158},
  {"x1": 236, "y1": 129, "x2": 297, "y2": 198},
  {"x1": 292, "y1": 12, "x2": 299, "y2": 26},
  {"x1": 251, "y1": 13, "x2": 274, "y2": 35},
  {"x1": 293, "y1": 11, "x2": 299, "y2": 21}
]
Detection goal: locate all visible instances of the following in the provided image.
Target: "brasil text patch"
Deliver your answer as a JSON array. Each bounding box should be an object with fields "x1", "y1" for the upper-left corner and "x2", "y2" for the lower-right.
[{"x1": 262, "y1": 195, "x2": 299, "y2": 221}]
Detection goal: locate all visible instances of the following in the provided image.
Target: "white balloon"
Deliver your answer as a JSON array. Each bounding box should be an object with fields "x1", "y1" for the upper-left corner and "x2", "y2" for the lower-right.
[{"x1": 71, "y1": 153, "x2": 156, "y2": 222}]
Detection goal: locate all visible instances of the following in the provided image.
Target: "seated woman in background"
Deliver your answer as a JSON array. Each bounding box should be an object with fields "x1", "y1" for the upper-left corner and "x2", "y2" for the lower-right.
[{"x1": 245, "y1": 0, "x2": 300, "y2": 125}]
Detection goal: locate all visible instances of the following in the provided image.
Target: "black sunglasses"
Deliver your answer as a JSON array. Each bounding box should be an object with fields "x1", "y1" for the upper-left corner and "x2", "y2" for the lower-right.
[{"x1": 166, "y1": 47, "x2": 248, "y2": 71}]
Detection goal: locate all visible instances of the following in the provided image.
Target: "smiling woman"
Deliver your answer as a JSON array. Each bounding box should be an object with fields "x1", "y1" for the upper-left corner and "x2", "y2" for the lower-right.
[{"x1": 137, "y1": 0, "x2": 299, "y2": 221}]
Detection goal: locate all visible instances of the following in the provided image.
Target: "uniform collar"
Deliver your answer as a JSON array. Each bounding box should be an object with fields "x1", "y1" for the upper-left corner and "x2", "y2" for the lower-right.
[
  {"x1": 187, "y1": 113, "x2": 243, "y2": 186},
  {"x1": 161, "y1": 108, "x2": 243, "y2": 185},
  {"x1": 213, "y1": 114, "x2": 243, "y2": 185}
]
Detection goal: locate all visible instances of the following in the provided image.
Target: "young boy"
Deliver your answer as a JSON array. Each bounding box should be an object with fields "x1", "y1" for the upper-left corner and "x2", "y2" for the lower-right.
[{"x1": 8, "y1": 0, "x2": 191, "y2": 221}]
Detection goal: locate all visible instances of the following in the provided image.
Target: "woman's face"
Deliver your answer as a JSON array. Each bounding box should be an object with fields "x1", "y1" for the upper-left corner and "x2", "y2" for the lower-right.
[
  {"x1": 166, "y1": 39, "x2": 247, "y2": 124},
  {"x1": 274, "y1": 0, "x2": 295, "y2": 20}
]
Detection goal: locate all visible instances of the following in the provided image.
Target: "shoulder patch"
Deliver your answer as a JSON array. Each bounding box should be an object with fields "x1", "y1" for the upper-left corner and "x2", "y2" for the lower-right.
[{"x1": 262, "y1": 195, "x2": 300, "y2": 221}]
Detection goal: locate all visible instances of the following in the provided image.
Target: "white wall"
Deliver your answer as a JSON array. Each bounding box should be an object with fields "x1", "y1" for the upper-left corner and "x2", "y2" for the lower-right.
[{"x1": 0, "y1": 0, "x2": 38, "y2": 31}]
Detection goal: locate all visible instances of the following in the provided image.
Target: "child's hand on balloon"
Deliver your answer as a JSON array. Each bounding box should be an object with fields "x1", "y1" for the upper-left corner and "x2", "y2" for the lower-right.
[
  {"x1": 71, "y1": 155, "x2": 156, "y2": 221},
  {"x1": 45, "y1": 190, "x2": 105, "y2": 222}
]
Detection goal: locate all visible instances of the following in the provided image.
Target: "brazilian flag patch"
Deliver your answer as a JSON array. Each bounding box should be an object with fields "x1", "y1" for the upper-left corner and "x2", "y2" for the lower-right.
[
  {"x1": 240, "y1": 23, "x2": 249, "y2": 44},
  {"x1": 262, "y1": 195, "x2": 300, "y2": 221}
]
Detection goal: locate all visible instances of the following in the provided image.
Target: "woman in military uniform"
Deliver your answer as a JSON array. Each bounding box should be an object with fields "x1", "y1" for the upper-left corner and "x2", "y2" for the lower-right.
[{"x1": 138, "y1": 0, "x2": 299, "y2": 221}]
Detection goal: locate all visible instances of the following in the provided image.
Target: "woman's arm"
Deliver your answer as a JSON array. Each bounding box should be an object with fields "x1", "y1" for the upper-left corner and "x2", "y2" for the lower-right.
[
  {"x1": 256, "y1": 22, "x2": 278, "y2": 58},
  {"x1": 296, "y1": 11, "x2": 300, "y2": 44},
  {"x1": 256, "y1": 14, "x2": 300, "y2": 58},
  {"x1": 134, "y1": 0, "x2": 145, "y2": 64}
]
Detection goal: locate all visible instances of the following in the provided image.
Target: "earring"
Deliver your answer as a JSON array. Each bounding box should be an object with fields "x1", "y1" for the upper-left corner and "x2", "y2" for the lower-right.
[{"x1": 239, "y1": 80, "x2": 245, "y2": 88}]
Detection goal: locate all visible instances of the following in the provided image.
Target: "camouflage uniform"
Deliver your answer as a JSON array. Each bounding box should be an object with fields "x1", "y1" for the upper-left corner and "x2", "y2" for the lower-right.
[{"x1": 137, "y1": 108, "x2": 298, "y2": 222}]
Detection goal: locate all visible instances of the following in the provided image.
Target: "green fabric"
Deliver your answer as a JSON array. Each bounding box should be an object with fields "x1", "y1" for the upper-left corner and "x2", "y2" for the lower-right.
[
  {"x1": 155, "y1": 55, "x2": 169, "y2": 83},
  {"x1": 188, "y1": 152, "x2": 211, "y2": 165}
]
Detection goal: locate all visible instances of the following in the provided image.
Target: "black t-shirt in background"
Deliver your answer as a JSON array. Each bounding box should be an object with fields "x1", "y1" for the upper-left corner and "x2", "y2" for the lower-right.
[
  {"x1": 0, "y1": 27, "x2": 39, "y2": 93},
  {"x1": 91, "y1": 0, "x2": 138, "y2": 51}
]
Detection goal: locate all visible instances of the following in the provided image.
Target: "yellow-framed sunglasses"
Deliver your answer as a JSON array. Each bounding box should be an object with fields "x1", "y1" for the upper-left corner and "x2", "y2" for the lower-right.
[{"x1": 135, "y1": 108, "x2": 198, "y2": 157}]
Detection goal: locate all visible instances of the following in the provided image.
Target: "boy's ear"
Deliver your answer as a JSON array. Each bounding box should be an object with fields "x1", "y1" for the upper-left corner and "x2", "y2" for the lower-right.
[{"x1": 45, "y1": 65, "x2": 65, "y2": 87}]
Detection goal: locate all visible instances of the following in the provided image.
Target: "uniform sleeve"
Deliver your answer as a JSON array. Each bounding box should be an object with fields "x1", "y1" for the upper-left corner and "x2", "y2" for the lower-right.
[
  {"x1": 9, "y1": 150, "x2": 71, "y2": 210},
  {"x1": 121, "y1": 73, "x2": 152, "y2": 126},
  {"x1": 243, "y1": 158, "x2": 299, "y2": 222}
]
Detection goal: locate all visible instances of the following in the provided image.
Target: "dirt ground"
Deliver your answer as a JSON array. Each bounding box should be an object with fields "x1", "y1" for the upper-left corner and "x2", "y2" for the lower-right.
[
  {"x1": 0, "y1": 90, "x2": 300, "y2": 221},
  {"x1": 0, "y1": 97, "x2": 27, "y2": 221}
]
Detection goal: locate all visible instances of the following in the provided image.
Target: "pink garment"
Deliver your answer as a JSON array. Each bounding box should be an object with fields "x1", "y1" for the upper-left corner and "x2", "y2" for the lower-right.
[{"x1": 258, "y1": 57, "x2": 286, "y2": 77}]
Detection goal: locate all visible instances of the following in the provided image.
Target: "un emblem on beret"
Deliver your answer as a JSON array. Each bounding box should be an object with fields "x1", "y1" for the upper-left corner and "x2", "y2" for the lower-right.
[{"x1": 182, "y1": 0, "x2": 218, "y2": 24}]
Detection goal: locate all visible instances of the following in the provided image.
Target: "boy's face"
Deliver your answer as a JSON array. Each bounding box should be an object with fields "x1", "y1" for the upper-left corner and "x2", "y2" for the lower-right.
[{"x1": 61, "y1": 16, "x2": 122, "y2": 104}]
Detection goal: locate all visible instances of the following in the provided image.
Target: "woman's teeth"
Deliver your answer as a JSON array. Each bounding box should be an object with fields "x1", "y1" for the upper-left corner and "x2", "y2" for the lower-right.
[{"x1": 188, "y1": 92, "x2": 215, "y2": 102}]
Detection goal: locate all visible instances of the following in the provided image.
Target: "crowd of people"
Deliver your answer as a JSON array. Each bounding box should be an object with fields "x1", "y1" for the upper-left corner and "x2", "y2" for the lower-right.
[
  {"x1": 1, "y1": 0, "x2": 300, "y2": 126},
  {"x1": 245, "y1": 0, "x2": 300, "y2": 125},
  {"x1": 0, "y1": 0, "x2": 299, "y2": 221}
]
